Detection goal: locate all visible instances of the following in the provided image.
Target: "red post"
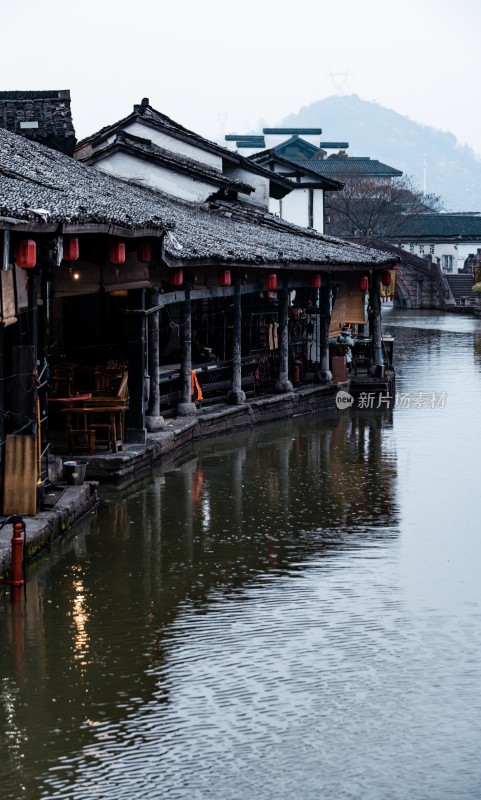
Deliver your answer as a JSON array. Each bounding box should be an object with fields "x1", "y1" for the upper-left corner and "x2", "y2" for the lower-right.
[{"x1": 10, "y1": 516, "x2": 25, "y2": 603}]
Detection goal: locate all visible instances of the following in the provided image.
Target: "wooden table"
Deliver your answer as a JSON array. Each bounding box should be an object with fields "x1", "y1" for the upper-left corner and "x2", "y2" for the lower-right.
[
  {"x1": 81, "y1": 406, "x2": 125, "y2": 453},
  {"x1": 48, "y1": 393, "x2": 92, "y2": 406},
  {"x1": 60, "y1": 404, "x2": 125, "y2": 453}
]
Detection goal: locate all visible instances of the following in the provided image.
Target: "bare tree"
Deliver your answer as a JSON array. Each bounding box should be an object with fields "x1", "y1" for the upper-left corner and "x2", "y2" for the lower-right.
[{"x1": 326, "y1": 175, "x2": 443, "y2": 239}]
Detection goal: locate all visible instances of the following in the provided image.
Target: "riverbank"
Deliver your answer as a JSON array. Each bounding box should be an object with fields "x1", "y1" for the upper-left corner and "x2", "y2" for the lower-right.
[{"x1": 0, "y1": 480, "x2": 99, "y2": 587}]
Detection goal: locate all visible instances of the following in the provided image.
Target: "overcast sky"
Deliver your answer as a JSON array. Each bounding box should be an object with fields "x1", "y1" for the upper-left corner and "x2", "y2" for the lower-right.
[{"x1": 2, "y1": 0, "x2": 480, "y2": 155}]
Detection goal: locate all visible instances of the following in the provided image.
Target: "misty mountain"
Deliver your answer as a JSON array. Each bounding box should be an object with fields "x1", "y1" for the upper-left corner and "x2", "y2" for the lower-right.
[{"x1": 278, "y1": 95, "x2": 481, "y2": 213}]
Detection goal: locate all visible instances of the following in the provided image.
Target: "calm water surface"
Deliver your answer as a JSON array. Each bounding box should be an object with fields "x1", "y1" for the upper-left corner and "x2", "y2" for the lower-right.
[{"x1": 1, "y1": 309, "x2": 481, "y2": 799}]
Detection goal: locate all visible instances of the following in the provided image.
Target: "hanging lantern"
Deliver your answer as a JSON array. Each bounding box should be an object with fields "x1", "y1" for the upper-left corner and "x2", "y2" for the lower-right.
[
  {"x1": 137, "y1": 241, "x2": 152, "y2": 263},
  {"x1": 63, "y1": 236, "x2": 79, "y2": 262},
  {"x1": 265, "y1": 273, "x2": 277, "y2": 291},
  {"x1": 16, "y1": 239, "x2": 37, "y2": 269},
  {"x1": 170, "y1": 267, "x2": 183, "y2": 286},
  {"x1": 359, "y1": 275, "x2": 369, "y2": 292},
  {"x1": 381, "y1": 269, "x2": 392, "y2": 287},
  {"x1": 218, "y1": 269, "x2": 231, "y2": 287},
  {"x1": 310, "y1": 273, "x2": 322, "y2": 289},
  {"x1": 109, "y1": 241, "x2": 126, "y2": 265}
]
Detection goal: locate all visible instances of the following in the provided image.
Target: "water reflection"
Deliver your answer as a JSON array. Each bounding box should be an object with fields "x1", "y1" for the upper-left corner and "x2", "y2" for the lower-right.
[{"x1": 1, "y1": 309, "x2": 481, "y2": 799}]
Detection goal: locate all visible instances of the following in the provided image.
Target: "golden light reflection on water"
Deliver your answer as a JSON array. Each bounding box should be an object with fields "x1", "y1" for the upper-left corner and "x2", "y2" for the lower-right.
[{"x1": 71, "y1": 577, "x2": 90, "y2": 666}]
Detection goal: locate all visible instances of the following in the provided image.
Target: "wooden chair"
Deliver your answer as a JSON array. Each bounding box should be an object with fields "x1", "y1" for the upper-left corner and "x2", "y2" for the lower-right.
[
  {"x1": 68, "y1": 428, "x2": 96, "y2": 456},
  {"x1": 50, "y1": 363, "x2": 78, "y2": 397}
]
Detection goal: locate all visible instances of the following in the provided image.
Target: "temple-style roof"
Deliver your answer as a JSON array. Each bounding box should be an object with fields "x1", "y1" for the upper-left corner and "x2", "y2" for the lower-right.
[{"x1": 0, "y1": 90, "x2": 76, "y2": 155}]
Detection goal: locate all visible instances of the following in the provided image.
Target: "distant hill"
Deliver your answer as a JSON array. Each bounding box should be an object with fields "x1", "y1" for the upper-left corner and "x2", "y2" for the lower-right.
[{"x1": 278, "y1": 95, "x2": 481, "y2": 213}]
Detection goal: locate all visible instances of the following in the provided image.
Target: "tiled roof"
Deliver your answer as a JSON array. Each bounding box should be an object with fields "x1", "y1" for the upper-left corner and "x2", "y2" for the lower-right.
[
  {"x1": 86, "y1": 131, "x2": 254, "y2": 195},
  {"x1": 288, "y1": 157, "x2": 403, "y2": 178},
  {"x1": 0, "y1": 126, "x2": 397, "y2": 269},
  {"x1": 0, "y1": 90, "x2": 76, "y2": 155},
  {"x1": 319, "y1": 142, "x2": 349, "y2": 149},
  {"x1": 392, "y1": 213, "x2": 481, "y2": 239},
  {"x1": 0, "y1": 126, "x2": 169, "y2": 231},
  {"x1": 248, "y1": 151, "x2": 343, "y2": 191},
  {"x1": 161, "y1": 195, "x2": 397, "y2": 268}
]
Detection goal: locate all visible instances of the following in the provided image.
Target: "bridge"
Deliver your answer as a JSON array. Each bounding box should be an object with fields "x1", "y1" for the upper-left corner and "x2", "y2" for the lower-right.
[{"x1": 352, "y1": 239, "x2": 477, "y2": 311}]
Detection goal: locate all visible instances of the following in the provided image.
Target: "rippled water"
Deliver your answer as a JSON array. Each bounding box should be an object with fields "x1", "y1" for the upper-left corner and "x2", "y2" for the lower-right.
[{"x1": 1, "y1": 309, "x2": 481, "y2": 799}]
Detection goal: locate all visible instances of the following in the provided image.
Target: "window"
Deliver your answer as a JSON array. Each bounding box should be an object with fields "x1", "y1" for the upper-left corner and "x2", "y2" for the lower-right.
[
  {"x1": 430, "y1": 245, "x2": 435, "y2": 254},
  {"x1": 409, "y1": 244, "x2": 414, "y2": 253},
  {"x1": 442, "y1": 255, "x2": 453, "y2": 273},
  {"x1": 419, "y1": 245, "x2": 425, "y2": 255}
]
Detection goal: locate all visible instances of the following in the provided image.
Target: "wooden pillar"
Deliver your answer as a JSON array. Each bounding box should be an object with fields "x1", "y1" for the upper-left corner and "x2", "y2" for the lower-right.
[
  {"x1": 0, "y1": 326, "x2": 4, "y2": 448},
  {"x1": 227, "y1": 279, "x2": 246, "y2": 404},
  {"x1": 275, "y1": 285, "x2": 293, "y2": 393},
  {"x1": 126, "y1": 288, "x2": 147, "y2": 443},
  {"x1": 369, "y1": 271, "x2": 383, "y2": 371},
  {"x1": 27, "y1": 269, "x2": 38, "y2": 363},
  {"x1": 146, "y1": 287, "x2": 162, "y2": 422},
  {"x1": 27, "y1": 269, "x2": 39, "y2": 435},
  {"x1": 177, "y1": 281, "x2": 197, "y2": 416},
  {"x1": 318, "y1": 278, "x2": 332, "y2": 382}
]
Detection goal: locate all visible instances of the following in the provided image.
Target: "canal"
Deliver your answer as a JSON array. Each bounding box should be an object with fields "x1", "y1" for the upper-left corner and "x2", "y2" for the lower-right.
[{"x1": 1, "y1": 309, "x2": 481, "y2": 799}]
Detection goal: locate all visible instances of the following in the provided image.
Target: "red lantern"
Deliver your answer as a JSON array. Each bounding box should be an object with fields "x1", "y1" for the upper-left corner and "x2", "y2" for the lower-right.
[
  {"x1": 265, "y1": 273, "x2": 277, "y2": 291},
  {"x1": 218, "y1": 269, "x2": 231, "y2": 287},
  {"x1": 170, "y1": 268, "x2": 183, "y2": 286},
  {"x1": 63, "y1": 236, "x2": 79, "y2": 262},
  {"x1": 310, "y1": 273, "x2": 322, "y2": 289},
  {"x1": 381, "y1": 270, "x2": 392, "y2": 287},
  {"x1": 137, "y1": 241, "x2": 152, "y2": 263},
  {"x1": 109, "y1": 241, "x2": 126, "y2": 265},
  {"x1": 359, "y1": 275, "x2": 369, "y2": 292},
  {"x1": 16, "y1": 239, "x2": 36, "y2": 269}
]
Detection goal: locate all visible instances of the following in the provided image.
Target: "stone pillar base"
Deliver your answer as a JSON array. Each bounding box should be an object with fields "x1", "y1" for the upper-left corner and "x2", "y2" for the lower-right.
[
  {"x1": 145, "y1": 415, "x2": 166, "y2": 432},
  {"x1": 126, "y1": 427, "x2": 147, "y2": 444},
  {"x1": 226, "y1": 388, "x2": 246, "y2": 405},
  {"x1": 317, "y1": 369, "x2": 332, "y2": 383},
  {"x1": 176, "y1": 402, "x2": 197, "y2": 416},
  {"x1": 275, "y1": 379, "x2": 294, "y2": 393}
]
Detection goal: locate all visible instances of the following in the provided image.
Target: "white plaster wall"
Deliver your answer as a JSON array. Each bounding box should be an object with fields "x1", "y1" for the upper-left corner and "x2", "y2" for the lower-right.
[
  {"x1": 225, "y1": 166, "x2": 270, "y2": 209},
  {"x1": 125, "y1": 121, "x2": 223, "y2": 170},
  {"x1": 280, "y1": 189, "x2": 309, "y2": 228},
  {"x1": 313, "y1": 190, "x2": 324, "y2": 233},
  {"x1": 269, "y1": 198, "x2": 281, "y2": 217},
  {"x1": 96, "y1": 152, "x2": 218, "y2": 202},
  {"x1": 402, "y1": 241, "x2": 481, "y2": 273}
]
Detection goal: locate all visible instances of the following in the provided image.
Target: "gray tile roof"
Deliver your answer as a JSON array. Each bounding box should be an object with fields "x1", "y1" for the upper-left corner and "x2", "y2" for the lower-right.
[
  {"x1": 0, "y1": 90, "x2": 76, "y2": 155},
  {"x1": 289, "y1": 157, "x2": 403, "y2": 179},
  {"x1": 393, "y1": 213, "x2": 481, "y2": 239},
  {"x1": 161, "y1": 195, "x2": 398, "y2": 268},
  {"x1": 0, "y1": 126, "x2": 397, "y2": 269},
  {"x1": 0, "y1": 126, "x2": 169, "y2": 231}
]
